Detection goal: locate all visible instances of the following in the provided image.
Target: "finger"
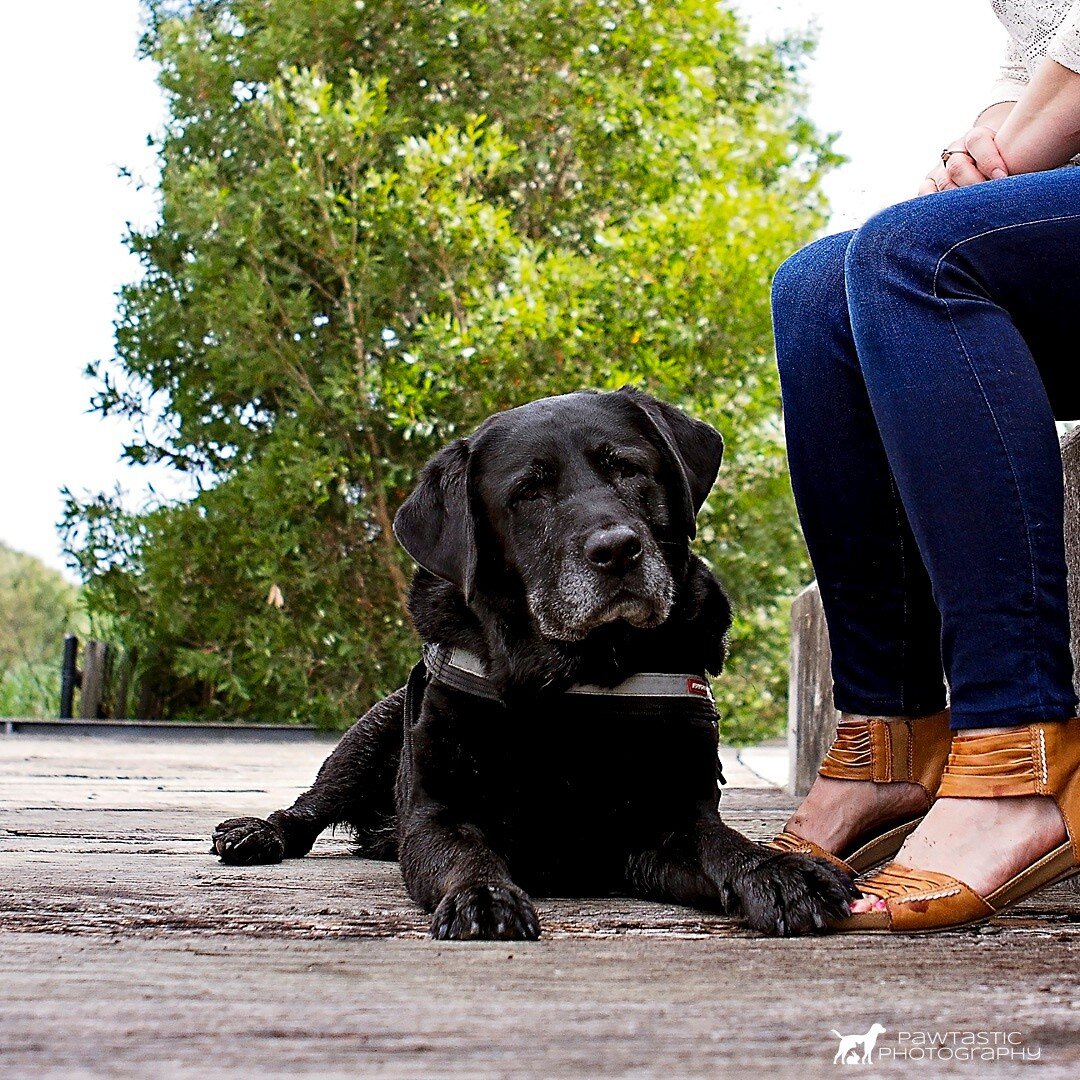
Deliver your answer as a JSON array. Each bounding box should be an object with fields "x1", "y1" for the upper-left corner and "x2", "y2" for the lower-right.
[
  {"x1": 918, "y1": 165, "x2": 949, "y2": 196},
  {"x1": 964, "y1": 126, "x2": 1009, "y2": 179},
  {"x1": 944, "y1": 153, "x2": 986, "y2": 187}
]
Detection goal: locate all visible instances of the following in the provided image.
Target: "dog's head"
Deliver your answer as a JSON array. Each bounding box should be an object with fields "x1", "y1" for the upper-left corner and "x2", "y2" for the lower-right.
[{"x1": 393, "y1": 388, "x2": 723, "y2": 643}]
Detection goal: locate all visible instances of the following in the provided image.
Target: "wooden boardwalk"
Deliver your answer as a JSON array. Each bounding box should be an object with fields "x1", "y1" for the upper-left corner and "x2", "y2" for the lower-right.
[{"x1": 1, "y1": 730, "x2": 1077, "y2": 1078}]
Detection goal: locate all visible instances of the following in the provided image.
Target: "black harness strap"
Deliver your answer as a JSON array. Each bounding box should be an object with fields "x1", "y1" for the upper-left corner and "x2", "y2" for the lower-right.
[
  {"x1": 405, "y1": 643, "x2": 725, "y2": 789},
  {"x1": 401, "y1": 657, "x2": 430, "y2": 773},
  {"x1": 422, "y1": 643, "x2": 504, "y2": 703}
]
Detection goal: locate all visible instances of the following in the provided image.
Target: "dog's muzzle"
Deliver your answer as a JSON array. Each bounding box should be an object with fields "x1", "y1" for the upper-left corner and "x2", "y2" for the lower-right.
[{"x1": 526, "y1": 535, "x2": 675, "y2": 641}]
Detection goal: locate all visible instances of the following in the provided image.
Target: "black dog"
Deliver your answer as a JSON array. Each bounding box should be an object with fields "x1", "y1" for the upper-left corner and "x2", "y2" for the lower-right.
[{"x1": 212, "y1": 388, "x2": 855, "y2": 937}]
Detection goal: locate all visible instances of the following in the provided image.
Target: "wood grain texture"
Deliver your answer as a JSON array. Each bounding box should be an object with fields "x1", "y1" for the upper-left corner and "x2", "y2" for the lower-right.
[
  {"x1": 787, "y1": 582, "x2": 839, "y2": 796},
  {"x1": 77, "y1": 640, "x2": 109, "y2": 721},
  {"x1": 1, "y1": 732, "x2": 1077, "y2": 1078},
  {"x1": 1061, "y1": 426, "x2": 1080, "y2": 702}
]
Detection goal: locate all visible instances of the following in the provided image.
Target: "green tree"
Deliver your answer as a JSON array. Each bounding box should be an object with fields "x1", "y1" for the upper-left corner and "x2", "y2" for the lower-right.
[
  {"x1": 0, "y1": 544, "x2": 84, "y2": 716},
  {"x1": 64, "y1": 0, "x2": 835, "y2": 738}
]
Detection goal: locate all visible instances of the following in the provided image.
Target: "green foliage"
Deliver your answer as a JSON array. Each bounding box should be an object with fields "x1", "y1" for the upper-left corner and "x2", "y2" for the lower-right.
[
  {"x1": 64, "y1": 0, "x2": 836, "y2": 737},
  {"x1": 0, "y1": 544, "x2": 84, "y2": 717},
  {"x1": 0, "y1": 664, "x2": 62, "y2": 719}
]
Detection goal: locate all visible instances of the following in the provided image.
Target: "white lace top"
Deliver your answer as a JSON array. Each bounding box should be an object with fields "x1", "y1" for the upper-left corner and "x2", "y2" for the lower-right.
[{"x1": 988, "y1": 0, "x2": 1080, "y2": 106}]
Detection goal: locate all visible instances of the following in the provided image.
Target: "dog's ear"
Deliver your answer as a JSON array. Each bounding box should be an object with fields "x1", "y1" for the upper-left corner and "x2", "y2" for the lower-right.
[
  {"x1": 393, "y1": 437, "x2": 478, "y2": 600},
  {"x1": 616, "y1": 387, "x2": 724, "y2": 538}
]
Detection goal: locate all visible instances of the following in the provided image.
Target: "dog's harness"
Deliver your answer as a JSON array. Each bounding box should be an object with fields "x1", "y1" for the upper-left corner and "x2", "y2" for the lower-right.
[
  {"x1": 402, "y1": 643, "x2": 724, "y2": 784},
  {"x1": 421, "y1": 643, "x2": 715, "y2": 704}
]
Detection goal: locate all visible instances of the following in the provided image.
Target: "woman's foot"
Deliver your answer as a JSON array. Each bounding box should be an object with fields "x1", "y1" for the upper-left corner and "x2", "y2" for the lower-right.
[
  {"x1": 783, "y1": 772, "x2": 929, "y2": 857},
  {"x1": 848, "y1": 724, "x2": 1070, "y2": 913},
  {"x1": 774, "y1": 708, "x2": 952, "y2": 872},
  {"x1": 896, "y1": 797, "x2": 1069, "y2": 896}
]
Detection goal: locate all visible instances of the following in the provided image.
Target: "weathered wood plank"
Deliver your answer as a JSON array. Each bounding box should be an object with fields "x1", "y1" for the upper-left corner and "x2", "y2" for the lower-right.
[
  {"x1": 1061, "y1": 426, "x2": 1080, "y2": 700},
  {"x1": 2, "y1": 928, "x2": 1077, "y2": 1079},
  {"x1": 1, "y1": 733, "x2": 1077, "y2": 1078},
  {"x1": 77, "y1": 639, "x2": 109, "y2": 720},
  {"x1": 787, "y1": 582, "x2": 838, "y2": 796}
]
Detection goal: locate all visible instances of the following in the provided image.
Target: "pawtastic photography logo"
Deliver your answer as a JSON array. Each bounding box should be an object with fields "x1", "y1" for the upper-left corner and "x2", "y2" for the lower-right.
[
  {"x1": 831, "y1": 1024, "x2": 886, "y2": 1065},
  {"x1": 828, "y1": 1024, "x2": 1042, "y2": 1064}
]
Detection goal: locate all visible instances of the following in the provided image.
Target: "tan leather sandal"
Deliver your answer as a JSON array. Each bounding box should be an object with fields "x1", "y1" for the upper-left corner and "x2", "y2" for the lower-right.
[
  {"x1": 830, "y1": 717, "x2": 1080, "y2": 933},
  {"x1": 769, "y1": 708, "x2": 952, "y2": 875}
]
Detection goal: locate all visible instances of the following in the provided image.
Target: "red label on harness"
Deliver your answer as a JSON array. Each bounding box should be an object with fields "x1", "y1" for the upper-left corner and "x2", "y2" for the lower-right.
[{"x1": 686, "y1": 677, "x2": 709, "y2": 698}]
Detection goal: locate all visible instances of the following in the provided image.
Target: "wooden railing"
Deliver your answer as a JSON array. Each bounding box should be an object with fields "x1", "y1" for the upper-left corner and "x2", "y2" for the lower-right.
[{"x1": 59, "y1": 637, "x2": 138, "y2": 720}]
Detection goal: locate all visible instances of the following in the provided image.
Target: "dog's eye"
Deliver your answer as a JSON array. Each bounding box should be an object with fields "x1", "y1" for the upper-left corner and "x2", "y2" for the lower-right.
[
  {"x1": 510, "y1": 478, "x2": 548, "y2": 505},
  {"x1": 609, "y1": 457, "x2": 643, "y2": 479}
]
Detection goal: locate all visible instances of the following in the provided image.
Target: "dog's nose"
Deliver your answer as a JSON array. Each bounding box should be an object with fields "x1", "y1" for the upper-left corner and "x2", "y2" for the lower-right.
[{"x1": 584, "y1": 525, "x2": 642, "y2": 573}]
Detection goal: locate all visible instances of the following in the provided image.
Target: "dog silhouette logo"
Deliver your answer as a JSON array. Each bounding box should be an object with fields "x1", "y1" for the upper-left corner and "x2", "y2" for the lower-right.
[{"x1": 831, "y1": 1024, "x2": 886, "y2": 1064}]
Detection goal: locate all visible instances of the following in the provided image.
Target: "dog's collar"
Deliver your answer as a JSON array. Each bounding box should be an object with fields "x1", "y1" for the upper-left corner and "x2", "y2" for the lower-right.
[{"x1": 422, "y1": 643, "x2": 714, "y2": 704}]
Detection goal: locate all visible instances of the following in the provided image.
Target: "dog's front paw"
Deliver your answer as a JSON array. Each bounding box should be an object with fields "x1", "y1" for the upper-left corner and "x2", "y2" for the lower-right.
[
  {"x1": 735, "y1": 851, "x2": 858, "y2": 937},
  {"x1": 430, "y1": 883, "x2": 540, "y2": 941},
  {"x1": 211, "y1": 817, "x2": 285, "y2": 865}
]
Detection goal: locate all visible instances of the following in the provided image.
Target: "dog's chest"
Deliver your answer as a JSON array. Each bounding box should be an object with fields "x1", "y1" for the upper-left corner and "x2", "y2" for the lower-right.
[{"x1": 415, "y1": 691, "x2": 721, "y2": 866}]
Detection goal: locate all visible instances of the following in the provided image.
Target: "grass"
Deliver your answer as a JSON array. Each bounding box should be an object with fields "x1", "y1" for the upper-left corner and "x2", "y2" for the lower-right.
[{"x1": 0, "y1": 662, "x2": 59, "y2": 718}]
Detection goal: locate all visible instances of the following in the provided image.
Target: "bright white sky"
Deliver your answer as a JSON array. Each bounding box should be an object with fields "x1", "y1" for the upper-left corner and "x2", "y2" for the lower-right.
[{"x1": 0, "y1": 1, "x2": 1009, "y2": 575}]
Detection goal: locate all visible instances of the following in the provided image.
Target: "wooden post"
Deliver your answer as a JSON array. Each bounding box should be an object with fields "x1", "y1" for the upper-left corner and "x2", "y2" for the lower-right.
[
  {"x1": 78, "y1": 640, "x2": 109, "y2": 720},
  {"x1": 1060, "y1": 427, "x2": 1080, "y2": 702},
  {"x1": 787, "y1": 582, "x2": 839, "y2": 796},
  {"x1": 59, "y1": 635, "x2": 79, "y2": 719}
]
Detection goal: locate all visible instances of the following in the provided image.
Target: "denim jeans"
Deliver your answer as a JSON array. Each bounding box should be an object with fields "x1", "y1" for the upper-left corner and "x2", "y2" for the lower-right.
[{"x1": 771, "y1": 167, "x2": 1080, "y2": 730}]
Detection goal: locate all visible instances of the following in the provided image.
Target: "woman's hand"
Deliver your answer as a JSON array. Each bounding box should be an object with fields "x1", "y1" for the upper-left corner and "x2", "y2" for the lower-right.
[
  {"x1": 919, "y1": 59, "x2": 1080, "y2": 195},
  {"x1": 918, "y1": 125, "x2": 1010, "y2": 195}
]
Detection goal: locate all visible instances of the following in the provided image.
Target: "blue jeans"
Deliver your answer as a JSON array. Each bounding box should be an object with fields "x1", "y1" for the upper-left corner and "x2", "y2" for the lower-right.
[{"x1": 772, "y1": 167, "x2": 1080, "y2": 730}]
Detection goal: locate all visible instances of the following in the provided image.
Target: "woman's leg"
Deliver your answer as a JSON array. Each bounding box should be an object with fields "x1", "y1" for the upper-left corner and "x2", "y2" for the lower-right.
[
  {"x1": 845, "y1": 167, "x2": 1080, "y2": 732},
  {"x1": 772, "y1": 233, "x2": 949, "y2": 855},
  {"x1": 772, "y1": 233, "x2": 948, "y2": 718},
  {"x1": 841, "y1": 167, "x2": 1080, "y2": 900}
]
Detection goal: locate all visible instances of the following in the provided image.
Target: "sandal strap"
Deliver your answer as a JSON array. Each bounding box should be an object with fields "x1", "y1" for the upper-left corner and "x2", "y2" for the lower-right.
[
  {"x1": 839, "y1": 861, "x2": 994, "y2": 932},
  {"x1": 937, "y1": 717, "x2": 1080, "y2": 859},
  {"x1": 819, "y1": 708, "x2": 951, "y2": 795},
  {"x1": 767, "y1": 830, "x2": 853, "y2": 874},
  {"x1": 857, "y1": 863, "x2": 965, "y2": 902},
  {"x1": 937, "y1": 726, "x2": 1047, "y2": 797}
]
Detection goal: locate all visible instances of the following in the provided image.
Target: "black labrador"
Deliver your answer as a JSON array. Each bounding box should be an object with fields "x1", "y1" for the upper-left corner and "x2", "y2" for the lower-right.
[{"x1": 211, "y1": 388, "x2": 855, "y2": 937}]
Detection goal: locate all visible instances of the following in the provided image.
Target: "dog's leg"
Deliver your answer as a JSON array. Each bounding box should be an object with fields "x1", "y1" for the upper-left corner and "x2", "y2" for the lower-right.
[
  {"x1": 211, "y1": 686, "x2": 405, "y2": 865},
  {"x1": 397, "y1": 804, "x2": 540, "y2": 941},
  {"x1": 626, "y1": 812, "x2": 858, "y2": 936},
  {"x1": 625, "y1": 830, "x2": 732, "y2": 912}
]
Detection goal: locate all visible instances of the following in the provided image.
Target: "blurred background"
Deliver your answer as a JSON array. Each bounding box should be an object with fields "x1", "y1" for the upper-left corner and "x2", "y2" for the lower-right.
[{"x1": 0, "y1": 1, "x2": 1009, "y2": 730}]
